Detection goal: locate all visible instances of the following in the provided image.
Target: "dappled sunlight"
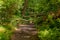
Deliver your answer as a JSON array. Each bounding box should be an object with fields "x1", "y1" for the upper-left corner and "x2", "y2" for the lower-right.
[
  {"x1": 0, "y1": 26, "x2": 6, "y2": 32},
  {"x1": 41, "y1": 30, "x2": 49, "y2": 36},
  {"x1": 38, "y1": 29, "x2": 50, "y2": 37},
  {"x1": 0, "y1": 0, "x2": 60, "y2": 40},
  {"x1": 0, "y1": 0, "x2": 4, "y2": 6}
]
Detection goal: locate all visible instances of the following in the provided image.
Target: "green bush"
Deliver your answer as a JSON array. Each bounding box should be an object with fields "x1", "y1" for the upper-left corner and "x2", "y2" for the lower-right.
[
  {"x1": 38, "y1": 28, "x2": 60, "y2": 40},
  {"x1": 0, "y1": 25, "x2": 12, "y2": 40}
]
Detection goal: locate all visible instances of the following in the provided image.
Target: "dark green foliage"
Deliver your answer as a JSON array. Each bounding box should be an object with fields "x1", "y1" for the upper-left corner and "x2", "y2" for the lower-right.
[{"x1": 0, "y1": 0, "x2": 60, "y2": 40}]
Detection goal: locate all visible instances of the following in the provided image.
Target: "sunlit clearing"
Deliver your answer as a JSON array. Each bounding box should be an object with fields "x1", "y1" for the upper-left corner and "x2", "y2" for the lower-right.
[{"x1": 0, "y1": 26, "x2": 6, "y2": 32}]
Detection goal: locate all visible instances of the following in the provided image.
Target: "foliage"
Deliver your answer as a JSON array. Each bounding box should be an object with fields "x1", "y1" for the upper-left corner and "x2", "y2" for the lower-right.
[
  {"x1": 38, "y1": 28, "x2": 60, "y2": 40},
  {"x1": 0, "y1": 0, "x2": 60, "y2": 40},
  {"x1": 0, "y1": 25, "x2": 12, "y2": 40}
]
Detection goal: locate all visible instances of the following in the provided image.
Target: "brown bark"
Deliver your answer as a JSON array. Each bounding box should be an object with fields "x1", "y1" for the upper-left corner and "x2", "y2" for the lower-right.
[{"x1": 22, "y1": 0, "x2": 28, "y2": 16}]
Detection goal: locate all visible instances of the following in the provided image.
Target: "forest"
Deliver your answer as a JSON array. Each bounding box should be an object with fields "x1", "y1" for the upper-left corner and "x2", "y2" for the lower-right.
[{"x1": 0, "y1": 0, "x2": 60, "y2": 40}]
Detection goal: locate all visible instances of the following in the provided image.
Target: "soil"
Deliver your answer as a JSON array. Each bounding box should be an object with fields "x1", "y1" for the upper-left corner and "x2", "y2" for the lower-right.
[{"x1": 11, "y1": 24, "x2": 39, "y2": 40}]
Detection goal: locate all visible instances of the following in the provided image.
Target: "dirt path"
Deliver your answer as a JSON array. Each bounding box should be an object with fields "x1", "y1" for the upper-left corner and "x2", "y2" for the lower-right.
[{"x1": 11, "y1": 24, "x2": 39, "y2": 40}]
